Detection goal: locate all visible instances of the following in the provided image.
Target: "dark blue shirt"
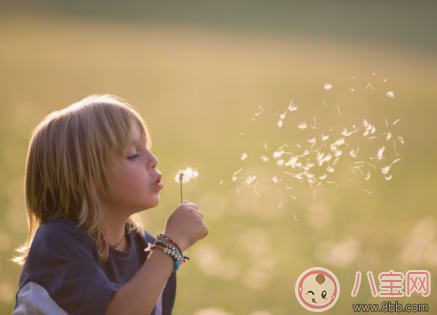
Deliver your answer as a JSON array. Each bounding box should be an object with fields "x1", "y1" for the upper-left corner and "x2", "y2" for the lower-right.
[{"x1": 13, "y1": 217, "x2": 176, "y2": 315}]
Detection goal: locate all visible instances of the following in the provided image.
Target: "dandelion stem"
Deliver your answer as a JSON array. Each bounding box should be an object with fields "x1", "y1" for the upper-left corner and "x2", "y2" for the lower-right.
[
  {"x1": 179, "y1": 172, "x2": 184, "y2": 204},
  {"x1": 180, "y1": 181, "x2": 183, "y2": 204}
]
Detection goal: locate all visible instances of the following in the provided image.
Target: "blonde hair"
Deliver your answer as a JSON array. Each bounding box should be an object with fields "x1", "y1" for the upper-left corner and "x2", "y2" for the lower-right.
[{"x1": 14, "y1": 94, "x2": 149, "y2": 264}]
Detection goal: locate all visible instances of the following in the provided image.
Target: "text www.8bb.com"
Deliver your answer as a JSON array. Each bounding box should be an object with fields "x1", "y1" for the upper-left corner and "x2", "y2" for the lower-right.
[{"x1": 352, "y1": 301, "x2": 429, "y2": 312}]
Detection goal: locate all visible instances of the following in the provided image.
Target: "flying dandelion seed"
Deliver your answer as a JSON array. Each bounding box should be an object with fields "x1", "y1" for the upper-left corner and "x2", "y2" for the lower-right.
[
  {"x1": 298, "y1": 122, "x2": 307, "y2": 130},
  {"x1": 377, "y1": 146, "x2": 385, "y2": 161},
  {"x1": 365, "y1": 82, "x2": 375, "y2": 90},
  {"x1": 396, "y1": 135, "x2": 405, "y2": 145},
  {"x1": 277, "y1": 119, "x2": 283, "y2": 128},
  {"x1": 288, "y1": 102, "x2": 298, "y2": 112},
  {"x1": 324, "y1": 82, "x2": 333, "y2": 90},
  {"x1": 342, "y1": 128, "x2": 358, "y2": 137},
  {"x1": 175, "y1": 167, "x2": 199, "y2": 203},
  {"x1": 261, "y1": 155, "x2": 269, "y2": 162},
  {"x1": 273, "y1": 150, "x2": 285, "y2": 159},
  {"x1": 381, "y1": 165, "x2": 391, "y2": 175},
  {"x1": 241, "y1": 153, "x2": 248, "y2": 161},
  {"x1": 245, "y1": 175, "x2": 256, "y2": 185},
  {"x1": 365, "y1": 171, "x2": 371, "y2": 180},
  {"x1": 386, "y1": 91, "x2": 395, "y2": 98},
  {"x1": 385, "y1": 132, "x2": 392, "y2": 141},
  {"x1": 350, "y1": 148, "x2": 359, "y2": 158}
]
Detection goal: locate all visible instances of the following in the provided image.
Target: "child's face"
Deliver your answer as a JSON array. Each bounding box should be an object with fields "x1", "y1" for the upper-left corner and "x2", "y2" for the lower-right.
[
  {"x1": 301, "y1": 274, "x2": 335, "y2": 307},
  {"x1": 102, "y1": 123, "x2": 163, "y2": 215}
]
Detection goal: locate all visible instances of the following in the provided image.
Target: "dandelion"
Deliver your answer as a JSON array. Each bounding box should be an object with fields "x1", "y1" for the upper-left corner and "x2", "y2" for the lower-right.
[{"x1": 175, "y1": 167, "x2": 199, "y2": 203}]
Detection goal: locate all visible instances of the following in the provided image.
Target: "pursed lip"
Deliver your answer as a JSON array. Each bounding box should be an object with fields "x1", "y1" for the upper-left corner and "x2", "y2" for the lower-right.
[{"x1": 153, "y1": 173, "x2": 163, "y2": 190}]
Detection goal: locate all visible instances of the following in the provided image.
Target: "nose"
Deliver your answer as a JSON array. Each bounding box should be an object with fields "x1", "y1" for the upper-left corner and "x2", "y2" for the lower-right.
[{"x1": 147, "y1": 151, "x2": 158, "y2": 169}]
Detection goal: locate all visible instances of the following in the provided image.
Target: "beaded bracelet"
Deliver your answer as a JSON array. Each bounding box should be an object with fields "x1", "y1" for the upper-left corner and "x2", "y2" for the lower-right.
[
  {"x1": 156, "y1": 233, "x2": 183, "y2": 253},
  {"x1": 145, "y1": 236, "x2": 189, "y2": 272}
]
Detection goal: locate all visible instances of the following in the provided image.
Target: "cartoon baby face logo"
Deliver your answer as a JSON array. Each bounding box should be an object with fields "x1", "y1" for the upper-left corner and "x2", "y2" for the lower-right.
[{"x1": 295, "y1": 267, "x2": 340, "y2": 312}]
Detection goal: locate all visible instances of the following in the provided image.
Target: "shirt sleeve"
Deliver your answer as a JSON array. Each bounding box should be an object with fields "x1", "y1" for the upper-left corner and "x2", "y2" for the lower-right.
[{"x1": 16, "y1": 219, "x2": 120, "y2": 315}]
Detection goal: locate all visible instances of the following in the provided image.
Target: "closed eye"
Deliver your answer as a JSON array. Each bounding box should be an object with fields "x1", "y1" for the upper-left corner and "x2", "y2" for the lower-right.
[
  {"x1": 307, "y1": 290, "x2": 315, "y2": 295},
  {"x1": 127, "y1": 153, "x2": 139, "y2": 160}
]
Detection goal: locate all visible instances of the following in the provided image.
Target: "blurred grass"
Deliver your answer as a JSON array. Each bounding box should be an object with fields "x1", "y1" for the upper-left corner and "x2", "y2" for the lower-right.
[{"x1": 1, "y1": 5, "x2": 437, "y2": 315}]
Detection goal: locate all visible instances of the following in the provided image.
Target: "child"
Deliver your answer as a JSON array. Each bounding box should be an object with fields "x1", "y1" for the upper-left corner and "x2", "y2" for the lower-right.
[{"x1": 12, "y1": 94, "x2": 208, "y2": 315}]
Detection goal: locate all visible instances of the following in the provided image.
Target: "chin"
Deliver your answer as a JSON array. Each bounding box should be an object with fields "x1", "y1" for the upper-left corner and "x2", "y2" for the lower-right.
[{"x1": 147, "y1": 195, "x2": 160, "y2": 208}]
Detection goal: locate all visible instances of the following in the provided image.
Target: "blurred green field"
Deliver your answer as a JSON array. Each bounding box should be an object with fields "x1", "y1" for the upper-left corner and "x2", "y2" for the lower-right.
[{"x1": 1, "y1": 4, "x2": 437, "y2": 315}]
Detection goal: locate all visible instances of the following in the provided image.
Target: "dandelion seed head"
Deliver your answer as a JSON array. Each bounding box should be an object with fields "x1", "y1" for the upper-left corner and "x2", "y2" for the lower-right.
[{"x1": 175, "y1": 167, "x2": 199, "y2": 184}]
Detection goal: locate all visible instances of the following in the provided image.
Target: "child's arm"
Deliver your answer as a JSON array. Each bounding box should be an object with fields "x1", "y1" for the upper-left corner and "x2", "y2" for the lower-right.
[{"x1": 105, "y1": 201, "x2": 208, "y2": 315}]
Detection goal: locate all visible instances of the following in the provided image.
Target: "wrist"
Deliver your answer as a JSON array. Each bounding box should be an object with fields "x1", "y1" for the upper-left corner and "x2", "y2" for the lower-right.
[
  {"x1": 161, "y1": 231, "x2": 189, "y2": 252},
  {"x1": 145, "y1": 234, "x2": 190, "y2": 273}
]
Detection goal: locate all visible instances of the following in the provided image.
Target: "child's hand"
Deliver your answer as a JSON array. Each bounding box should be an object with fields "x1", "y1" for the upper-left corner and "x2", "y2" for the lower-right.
[{"x1": 163, "y1": 201, "x2": 208, "y2": 252}]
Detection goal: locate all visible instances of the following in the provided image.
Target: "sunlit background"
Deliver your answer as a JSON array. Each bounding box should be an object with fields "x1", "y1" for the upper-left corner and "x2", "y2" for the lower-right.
[{"x1": 1, "y1": 1, "x2": 436, "y2": 314}]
